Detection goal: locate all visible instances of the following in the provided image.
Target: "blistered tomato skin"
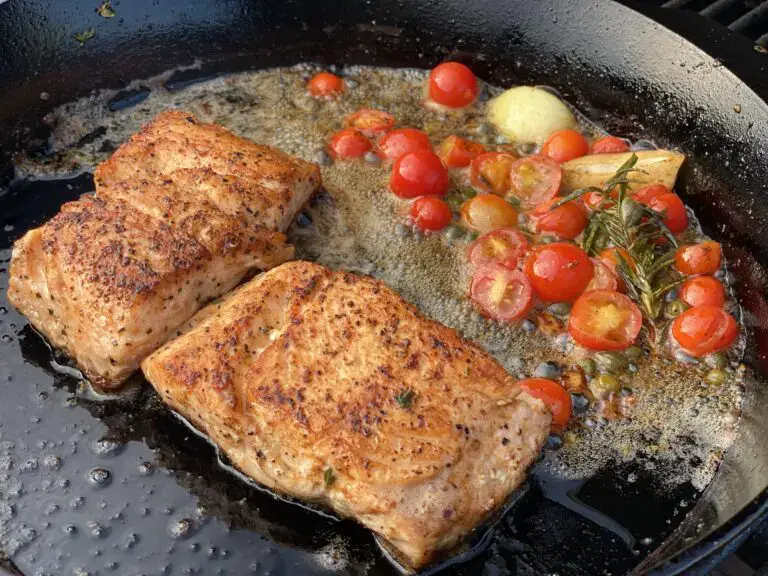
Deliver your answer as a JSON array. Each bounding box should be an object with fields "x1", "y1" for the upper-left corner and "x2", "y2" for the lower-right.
[
  {"x1": 533, "y1": 199, "x2": 587, "y2": 240},
  {"x1": 649, "y1": 192, "x2": 688, "y2": 234},
  {"x1": 378, "y1": 128, "x2": 432, "y2": 162},
  {"x1": 438, "y1": 135, "x2": 486, "y2": 168},
  {"x1": 540, "y1": 129, "x2": 589, "y2": 164},
  {"x1": 675, "y1": 242, "x2": 722, "y2": 275},
  {"x1": 428, "y1": 62, "x2": 479, "y2": 108},
  {"x1": 389, "y1": 150, "x2": 449, "y2": 199},
  {"x1": 517, "y1": 378, "x2": 572, "y2": 431},
  {"x1": 586, "y1": 258, "x2": 620, "y2": 292},
  {"x1": 592, "y1": 135, "x2": 630, "y2": 154},
  {"x1": 344, "y1": 109, "x2": 395, "y2": 137},
  {"x1": 672, "y1": 305, "x2": 739, "y2": 357},
  {"x1": 307, "y1": 72, "x2": 345, "y2": 98},
  {"x1": 328, "y1": 129, "x2": 371, "y2": 159},
  {"x1": 507, "y1": 156, "x2": 562, "y2": 209},
  {"x1": 524, "y1": 242, "x2": 594, "y2": 303},
  {"x1": 410, "y1": 197, "x2": 453, "y2": 232},
  {"x1": 470, "y1": 152, "x2": 517, "y2": 195},
  {"x1": 680, "y1": 276, "x2": 726, "y2": 308}
]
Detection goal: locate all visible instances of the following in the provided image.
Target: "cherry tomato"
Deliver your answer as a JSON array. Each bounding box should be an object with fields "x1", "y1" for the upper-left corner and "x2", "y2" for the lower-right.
[
  {"x1": 470, "y1": 266, "x2": 533, "y2": 322},
  {"x1": 599, "y1": 247, "x2": 636, "y2": 274},
  {"x1": 518, "y1": 378, "x2": 572, "y2": 431},
  {"x1": 569, "y1": 289, "x2": 642, "y2": 351},
  {"x1": 672, "y1": 305, "x2": 739, "y2": 357},
  {"x1": 466, "y1": 228, "x2": 529, "y2": 270},
  {"x1": 328, "y1": 129, "x2": 371, "y2": 159},
  {"x1": 378, "y1": 128, "x2": 432, "y2": 162},
  {"x1": 533, "y1": 199, "x2": 587, "y2": 240},
  {"x1": 428, "y1": 62, "x2": 478, "y2": 108},
  {"x1": 633, "y1": 183, "x2": 669, "y2": 205},
  {"x1": 344, "y1": 109, "x2": 395, "y2": 137},
  {"x1": 410, "y1": 196, "x2": 453, "y2": 232},
  {"x1": 541, "y1": 129, "x2": 589, "y2": 164},
  {"x1": 508, "y1": 156, "x2": 562, "y2": 209},
  {"x1": 460, "y1": 194, "x2": 518, "y2": 234},
  {"x1": 470, "y1": 152, "x2": 517, "y2": 195},
  {"x1": 307, "y1": 72, "x2": 344, "y2": 98},
  {"x1": 592, "y1": 136, "x2": 630, "y2": 154},
  {"x1": 586, "y1": 258, "x2": 620, "y2": 292},
  {"x1": 675, "y1": 241, "x2": 722, "y2": 276},
  {"x1": 583, "y1": 190, "x2": 615, "y2": 210},
  {"x1": 649, "y1": 192, "x2": 688, "y2": 234},
  {"x1": 438, "y1": 135, "x2": 485, "y2": 168},
  {"x1": 680, "y1": 276, "x2": 726, "y2": 308},
  {"x1": 525, "y1": 242, "x2": 593, "y2": 303},
  {"x1": 389, "y1": 150, "x2": 449, "y2": 199}
]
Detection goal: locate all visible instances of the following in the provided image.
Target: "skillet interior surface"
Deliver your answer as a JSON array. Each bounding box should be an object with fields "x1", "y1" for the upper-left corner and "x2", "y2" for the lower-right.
[{"x1": 1, "y1": 1, "x2": 768, "y2": 574}]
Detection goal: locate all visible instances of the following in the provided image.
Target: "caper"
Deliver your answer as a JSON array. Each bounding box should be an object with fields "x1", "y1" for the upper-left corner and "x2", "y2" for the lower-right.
[
  {"x1": 547, "y1": 302, "x2": 572, "y2": 317},
  {"x1": 534, "y1": 361, "x2": 562, "y2": 380},
  {"x1": 665, "y1": 299, "x2": 689, "y2": 319},
  {"x1": 594, "y1": 351, "x2": 629, "y2": 373},
  {"x1": 705, "y1": 368, "x2": 728, "y2": 386},
  {"x1": 578, "y1": 358, "x2": 597, "y2": 376},
  {"x1": 705, "y1": 352, "x2": 728, "y2": 369},
  {"x1": 589, "y1": 374, "x2": 620, "y2": 399},
  {"x1": 624, "y1": 345, "x2": 643, "y2": 361},
  {"x1": 444, "y1": 224, "x2": 466, "y2": 241}
]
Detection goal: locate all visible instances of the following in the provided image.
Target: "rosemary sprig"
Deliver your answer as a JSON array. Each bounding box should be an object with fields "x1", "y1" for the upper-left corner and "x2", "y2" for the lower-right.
[
  {"x1": 323, "y1": 467, "x2": 335, "y2": 488},
  {"x1": 73, "y1": 28, "x2": 96, "y2": 45},
  {"x1": 97, "y1": 1, "x2": 116, "y2": 18},
  {"x1": 551, "y1": 153, "x2": 682, "y2": 337}
]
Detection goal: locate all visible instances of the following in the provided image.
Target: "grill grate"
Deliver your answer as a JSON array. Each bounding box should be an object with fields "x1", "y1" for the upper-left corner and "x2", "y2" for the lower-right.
[{"x1": 650, "y1": 0, "x2": 768, "y2": 46}]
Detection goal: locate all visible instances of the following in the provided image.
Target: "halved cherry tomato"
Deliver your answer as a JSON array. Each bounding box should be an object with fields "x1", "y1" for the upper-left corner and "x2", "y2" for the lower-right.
[
  {"x1": 508, "y1": 156, "x2": 562, "y2": 209},
  {"x1": 470, "y1": 152, "x2": 517, "y2": 195},
  {"x1": 518, "y1": 378, "x2": 572, "y2": 431},
  {"x1": 633, "y1": 183, "x2": 669, "y2": 205},
  {"x1": 599, "y1": 246, "x2": 636, "y2": 274},
  {"x1": 344, "y1": 109, "x2": 395, "y2": 137},
  {"x1": 592, "y1": 136, "x2": 630, "y2": 154},
  {"x1": 675, "y1": 241, "x2": 722, "y2": 276},
  {"x1": 428, "y1": 62, "x2": 478, "y2": 108},
  {"x1": 470, "y1": 266, "x2": 533, "y2": 322},
  {"x1": 672, "y1": 305, "x2": 739, "y2": 357},
  {"x1": 680, "y1": 276, "x2": 726, "y2": 308},
  {"x1": 583, "y1": 190, "x2": 615, "y2": 210},
  {"x1": 328, "y1": 129, "x2": 371, "y2": 159},
  {"x1": 533, "y1": 199, "x2": 587, "y2": 240},
  {"x1": 389, "y1": 150, "x2": 449, "y2": 199},
  {"x1": 378, "y1": 128, "x2": 432, "y2": 162},
  {"x1": 307, "y1": 72, "x2": 344, "y2": 98},
  {"x1": 525, "y1": 242, "x2": 593, "y2": 303},
  {"x1": 541, "y1": 129, "x2": 589, "y2": 164},
  {"x1": 460, "y1": 194, "x2": 518, "y2": 234},
  {"x1": 466, "y1": 228, "x2": 529, "y2": 270},
  {"x1": 410, "y1": 196, "x2": 452, "y2": 232},
  {"x1": 569, "y1": 289, "x2": 642, "y2": 351},
  {"x1": 586, "y1": 258, "x2": 620, "y2": 292},
  {"x1": 438, "y1": 135, "x2": 485, "y2": 168},
  {"x1": 649, "y1": 192, "x2": 688, "y2": 234}
]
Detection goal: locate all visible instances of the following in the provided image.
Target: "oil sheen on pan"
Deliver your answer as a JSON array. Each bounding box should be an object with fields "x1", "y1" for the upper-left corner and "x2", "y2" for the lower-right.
[{"x1": 0, "y1": 63, "x2": 746, "y2": 575}]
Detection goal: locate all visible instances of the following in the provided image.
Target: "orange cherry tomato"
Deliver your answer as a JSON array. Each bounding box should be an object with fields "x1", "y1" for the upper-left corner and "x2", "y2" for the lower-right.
[
  {"x1": 592, "y1": 136, "x2": 630, "y2": 154},
  {"x1": 307, "y1": 72, "x2": 344, "y2": 98},
  {"x1": 466, "y1": 228, "x2": 529, "y2": 270},
  {"x1": 649, "y1": 192, "x2": 688, "y2": 234},
  {"x1": 569, "y1": 289, "x2": 642, "y2": 351},
  {"x1": 470, "y1": 266, "x2": 533, "y2": 322},
  {"x1": 428, "y1": 62, "x2": 478, "y2": 108},
  {"x1": 586, "y1": 258, "x2": 620, "y2": 292},
  {"x1": 518, "y1": 378, "x2": 572, "y2": 431},
  {"x1": 525, "y1": 242, "x2": 593, "y2": 303},
  {"x1": 672, "y1": 305, "x2": 739, "y2": 357},
  {"x1": 633, "y1": 183, "x2": 670, "y2": 205},
  {"x1": 508, "y1": 156, "x2": 562, "y2": 209},
  {"x1": 378, "y1": 128, "x2": 432, "y2": 162},
  {"x1": 541, "y1": 129, "x2": 589, "y2": 164},
  {"x1": 470, "y1": 152, "x2": 517, "y2": 195},
  {"x1": 328, "y1": 129, "x2": 371, "y2": 159},
  {"x1": 410, "y1": 196, "x2": 453, "y2": 232},
  {"x1": 533, "y1": 199, "x2": 588, "y2": 240},
  {"x1": 675, "y1": 242, "x2": 722, "y2": 276},
  {"x1": 437, "y1": 135, "x2": 486, "y2": 168},
  {"x1": 680, "y1": 276, "x2": 726, "y2": 308},
  {"x1": 389, "y1": 150, "x2": 449, "y2": 199},
  {"x1": 344, "y1": 109, "x2": 395, "y2": 137},
  {"x1": 460, "y1": 194, "x2": 518, "y2": 234}
]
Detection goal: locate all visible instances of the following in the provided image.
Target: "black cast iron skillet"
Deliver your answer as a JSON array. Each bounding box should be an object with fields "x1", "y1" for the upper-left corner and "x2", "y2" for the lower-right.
[{"x1": 1, "y1": 1, "x2": 767, "y2": 574}]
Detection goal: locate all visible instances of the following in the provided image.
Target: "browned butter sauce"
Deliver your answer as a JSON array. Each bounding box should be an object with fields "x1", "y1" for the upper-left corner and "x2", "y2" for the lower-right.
[{"x1": 18, "y1": 63, "x2": 744, "y2": 497}]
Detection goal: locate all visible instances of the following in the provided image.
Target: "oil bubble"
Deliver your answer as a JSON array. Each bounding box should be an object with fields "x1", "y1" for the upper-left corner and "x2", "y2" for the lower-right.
[
  {"x1": 91, "y1": 438, "x2": 125, "y2": 458},
  {"x1": 87, "y1": 467, "x2": 112, "y2": 487}
]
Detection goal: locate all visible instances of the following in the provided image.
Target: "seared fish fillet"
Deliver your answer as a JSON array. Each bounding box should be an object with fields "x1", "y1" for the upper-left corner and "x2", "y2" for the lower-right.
[
  {"x1": 142, "y1": 261, "x2": 551, "y2": 570},
  {"x1": 94, "y1": 110, "x2": 321, "y2": 231},
  {"x1": 7, "y1": 197, "x2": 291, "y2": 386},
  {"x1": 8, "y1": 111, "x2": 321, "y2": 386}
]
